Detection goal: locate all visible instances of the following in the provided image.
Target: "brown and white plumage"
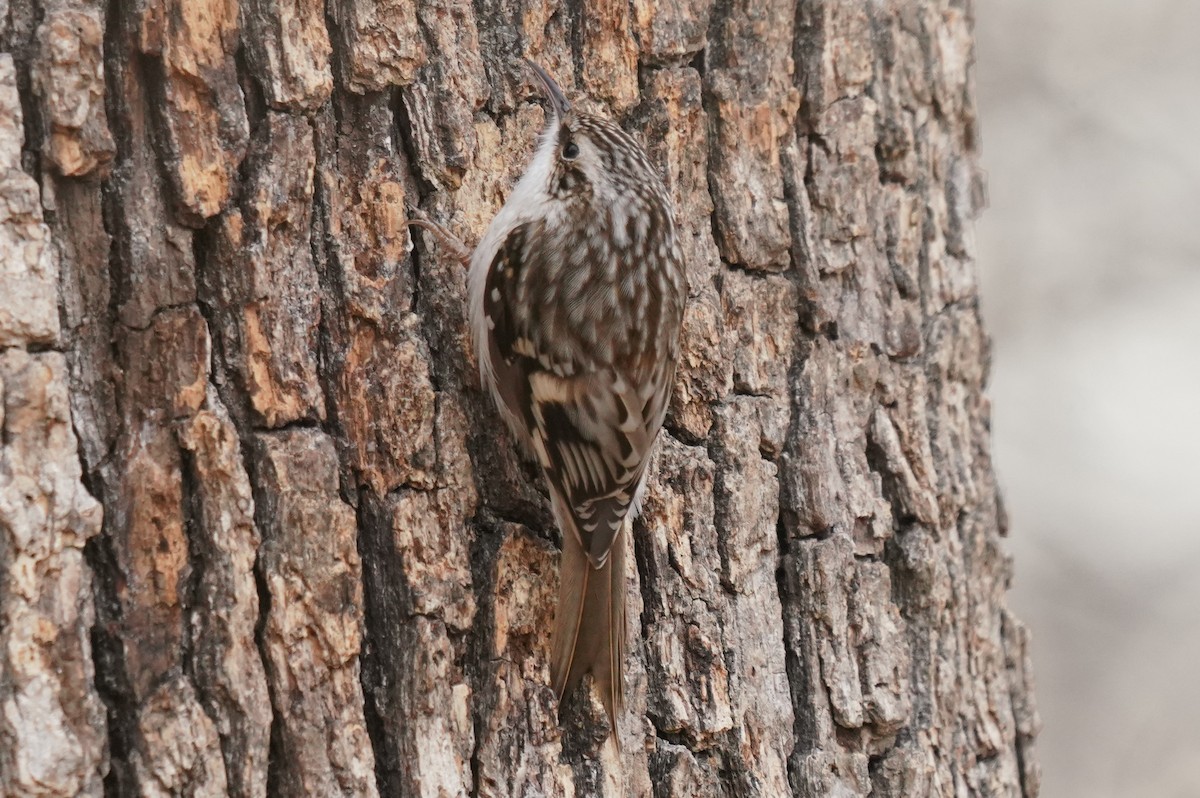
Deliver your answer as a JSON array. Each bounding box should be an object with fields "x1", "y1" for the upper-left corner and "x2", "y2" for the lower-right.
[{"x1": 468, "y1": 61, "x2": 686, "y2": 733}]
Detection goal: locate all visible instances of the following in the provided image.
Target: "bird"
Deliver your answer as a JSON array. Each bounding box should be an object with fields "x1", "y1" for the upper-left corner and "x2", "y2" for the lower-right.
[
  {"x1": 467, "y1": 60, "x2": 687, "y2": 735},
  {"x1": 429, "y1": 59, "x2": 687, "y2": 736}
]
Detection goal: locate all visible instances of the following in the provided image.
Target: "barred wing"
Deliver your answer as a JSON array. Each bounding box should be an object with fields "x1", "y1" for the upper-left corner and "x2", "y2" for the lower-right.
[{"x1": 482, "y1": 222, "x2": 676, "y2": 565}]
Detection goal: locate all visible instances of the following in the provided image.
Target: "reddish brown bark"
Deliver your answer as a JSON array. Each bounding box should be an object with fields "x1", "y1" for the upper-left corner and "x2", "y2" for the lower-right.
[{"x1": 0, "y1": 1, "x2": 1039, "y2": 795}]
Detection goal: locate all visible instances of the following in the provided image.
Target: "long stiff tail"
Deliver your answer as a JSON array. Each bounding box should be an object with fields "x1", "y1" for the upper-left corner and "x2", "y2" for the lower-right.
[{"x1": 549, "y1": 507, "x2": 626, "y2": 734}]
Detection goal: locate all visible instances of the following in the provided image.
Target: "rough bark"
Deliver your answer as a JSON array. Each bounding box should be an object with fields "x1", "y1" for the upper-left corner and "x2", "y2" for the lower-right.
[{"x1": 0, "y1": 0, "x2": 1040, "y2": 796}]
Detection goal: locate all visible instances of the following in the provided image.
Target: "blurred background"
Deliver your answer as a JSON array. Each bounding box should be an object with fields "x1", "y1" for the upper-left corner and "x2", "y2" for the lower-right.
[{"x1": 974, "y1": 2, "x2": 1200, "y2": 796}]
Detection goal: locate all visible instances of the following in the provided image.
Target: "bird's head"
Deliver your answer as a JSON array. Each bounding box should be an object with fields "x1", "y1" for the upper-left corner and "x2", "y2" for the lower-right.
[{"x1": 525, "y1": 60, "x2": 660, "y2": 205}]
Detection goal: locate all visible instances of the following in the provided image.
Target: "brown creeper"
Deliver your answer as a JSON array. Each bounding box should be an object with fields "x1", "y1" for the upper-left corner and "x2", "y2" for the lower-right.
[{"x1": 469, "y1": 61, "x2": 687, "y2": 733}]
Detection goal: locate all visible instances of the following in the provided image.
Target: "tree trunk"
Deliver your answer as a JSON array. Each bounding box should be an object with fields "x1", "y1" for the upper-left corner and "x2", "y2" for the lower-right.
[{"x1": 0, "y1": 0, "x2": 1040, "y2": 795}]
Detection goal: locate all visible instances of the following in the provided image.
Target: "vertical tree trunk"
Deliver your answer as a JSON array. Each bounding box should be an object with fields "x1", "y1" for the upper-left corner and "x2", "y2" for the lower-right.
[{"x1": 0, "y1": 0, "x2": 1040, "y2": 795}]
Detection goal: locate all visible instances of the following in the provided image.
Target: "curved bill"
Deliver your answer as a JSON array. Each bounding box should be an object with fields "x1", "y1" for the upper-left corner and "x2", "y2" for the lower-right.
[{"x1": 524, "y1": 59, "x2": 571, "y2": 119}]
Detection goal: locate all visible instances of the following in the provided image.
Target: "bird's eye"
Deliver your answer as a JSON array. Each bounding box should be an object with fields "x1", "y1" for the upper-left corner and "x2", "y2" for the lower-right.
[{"x1": 562, "y1": 141, "x2": 580, "y2": 160}]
